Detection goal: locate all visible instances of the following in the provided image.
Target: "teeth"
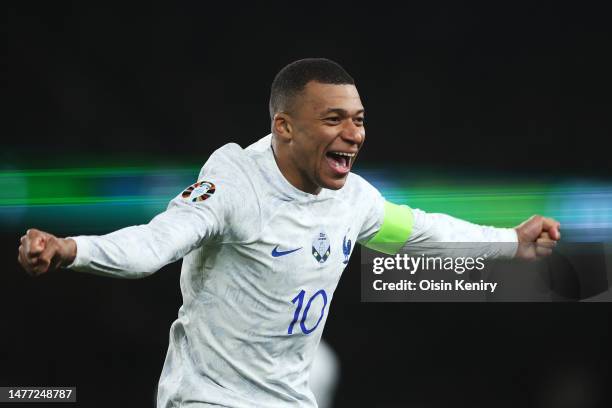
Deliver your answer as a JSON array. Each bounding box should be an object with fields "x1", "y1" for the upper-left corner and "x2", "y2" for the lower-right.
[{"x1": 331, "y1": 152, "x2": 355, "y2": 157}]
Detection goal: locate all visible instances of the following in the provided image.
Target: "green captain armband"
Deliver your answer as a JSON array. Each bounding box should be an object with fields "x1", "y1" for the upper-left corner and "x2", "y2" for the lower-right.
[{"x1": 364, "y1": 201, "x2": 414, "y2": 255}]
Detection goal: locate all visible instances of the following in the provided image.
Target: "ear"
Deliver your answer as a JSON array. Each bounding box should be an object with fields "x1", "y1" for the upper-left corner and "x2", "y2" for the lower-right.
[{"x1": 272, "y1": 112, "x2": 293, "y2": 142}]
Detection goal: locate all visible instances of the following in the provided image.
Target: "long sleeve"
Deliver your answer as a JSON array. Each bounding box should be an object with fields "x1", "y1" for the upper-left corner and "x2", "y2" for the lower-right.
[
  {"x1": 359, "y1": 187, "x2": 519, "y2": 258},
  {"x1": 66, "y1": 197, "x2": 223, "y2": 278},
  {"x1": 65, "y1": 143, "x2": 247, "y2": 278},
  {"x1": 402, "y1": 208, "x2": 518, "y2": 258}
]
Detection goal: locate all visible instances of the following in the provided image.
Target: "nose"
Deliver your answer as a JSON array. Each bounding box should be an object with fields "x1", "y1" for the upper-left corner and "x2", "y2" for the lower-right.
[{"x1": 340, "y1": 120, "x2": 365, "y2": 146}]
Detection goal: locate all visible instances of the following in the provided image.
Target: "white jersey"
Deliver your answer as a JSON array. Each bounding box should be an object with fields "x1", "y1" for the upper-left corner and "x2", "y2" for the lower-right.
[{"x1": 67, "y1": 134, "x2": 517, "y2": 407}]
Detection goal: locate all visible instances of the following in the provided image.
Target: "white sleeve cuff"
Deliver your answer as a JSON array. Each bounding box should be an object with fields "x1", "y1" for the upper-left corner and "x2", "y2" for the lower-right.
[
  {"x1": 496, "y1": 228, "x2": 519, "y2": 258},
  {"x1": 497, "y1": 228, "x2": 518, "y2": 242},
  {"x1": 64, "y1": 236, "x2": 91, "y2": 270}
]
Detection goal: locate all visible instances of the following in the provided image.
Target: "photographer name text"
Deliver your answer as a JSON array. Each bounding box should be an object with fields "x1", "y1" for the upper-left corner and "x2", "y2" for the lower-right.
[
  {"x1": 373, "y1": 279, "x2": 498, "y2": 293},
  {"x1": 371, "y1": 254, "x2": 498, "y2": 293}
]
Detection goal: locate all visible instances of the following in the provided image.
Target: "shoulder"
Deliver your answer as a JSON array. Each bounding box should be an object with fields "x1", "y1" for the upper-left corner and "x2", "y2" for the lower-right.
[
  {"x1": 199, "y1": 143, "x2": 244, "y2": 171},
  {"x1": 201, "y1": 139, "x2": 270, "y2": 167},
  {"x1": 340, "y1": 173, "x2": 388, "y2": 243},
  {"x1": 193, "y1": 143, "x2": 262, "y2": 241},
  {"x1": 198, "y1": 142, "x2": 261, "y2": 182},
  {"x1": 194, "y1": 143, "x2": 258, "y2": 203},
  {"x1": 244, "y1": 134, "x2": 272, "y2": 153},
  {"x1": 338, "y1": 172, "x2": 382, "y2": 200},
  {"x1": 329, "y1": 171, "x2": 384, "y2": 219}
]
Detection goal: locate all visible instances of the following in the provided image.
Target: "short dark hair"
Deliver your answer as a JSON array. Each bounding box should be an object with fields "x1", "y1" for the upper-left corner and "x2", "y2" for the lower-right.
[{"x1": 269, "y1": 58, "x2": 354, "y2": 119}]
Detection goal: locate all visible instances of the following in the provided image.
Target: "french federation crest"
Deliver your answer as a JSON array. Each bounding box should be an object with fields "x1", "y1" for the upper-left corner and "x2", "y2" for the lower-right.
[
  {"x1": 312, "y1": 231, "x2": 331, "y2": 264},
  {"x1": 181, "y1": 181, "x2": 216, "y2": 202},
  {"x1": 342, "y1": 234, "x2": 352, "y2": 264}
]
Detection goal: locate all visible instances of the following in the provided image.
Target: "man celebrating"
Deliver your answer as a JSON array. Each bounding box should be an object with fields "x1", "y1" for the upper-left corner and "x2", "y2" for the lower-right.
[{"x1": 18, "y1": 58, "x2": 560, "y2": 407}]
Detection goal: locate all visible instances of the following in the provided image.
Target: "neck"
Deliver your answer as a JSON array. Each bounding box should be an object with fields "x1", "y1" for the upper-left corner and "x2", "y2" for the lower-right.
[{"x1": 271, "y1": 142, "x2": 321, "y2": 195}]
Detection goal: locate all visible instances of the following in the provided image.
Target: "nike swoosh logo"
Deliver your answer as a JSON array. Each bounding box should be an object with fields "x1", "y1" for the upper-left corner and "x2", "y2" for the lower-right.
[{"x1": 271, "y1": 245, "x2": 302, "y2": 257}]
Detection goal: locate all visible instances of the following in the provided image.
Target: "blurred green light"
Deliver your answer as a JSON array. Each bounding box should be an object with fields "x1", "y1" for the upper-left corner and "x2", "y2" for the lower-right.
[{"x1": 1, "y1": 164, "x2": 610, "y2": 240}]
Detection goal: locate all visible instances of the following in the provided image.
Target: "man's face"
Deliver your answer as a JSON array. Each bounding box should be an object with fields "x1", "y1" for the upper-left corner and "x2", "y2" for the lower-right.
[{"x1": 285, "y1": 81, "x2": 365, "y2": 192}]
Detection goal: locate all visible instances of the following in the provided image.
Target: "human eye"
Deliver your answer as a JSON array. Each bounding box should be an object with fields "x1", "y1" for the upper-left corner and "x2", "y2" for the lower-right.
[
  {"x1": 353, "y1": 116, "x2": 365, "y2": 126},
  {"x1": 324, "y1": 116, "x2": 341, "y2": 124}
]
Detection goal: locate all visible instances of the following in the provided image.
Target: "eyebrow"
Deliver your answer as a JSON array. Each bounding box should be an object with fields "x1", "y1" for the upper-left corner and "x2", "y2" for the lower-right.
[{"x1": 321, "y1": 108, "x2": 365, "y2": 116}]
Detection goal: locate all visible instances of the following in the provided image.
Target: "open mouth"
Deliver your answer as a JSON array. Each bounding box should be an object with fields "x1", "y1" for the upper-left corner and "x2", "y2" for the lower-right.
[{"x1": 325, "y1": 151, "x2": 355, "y2": 175}]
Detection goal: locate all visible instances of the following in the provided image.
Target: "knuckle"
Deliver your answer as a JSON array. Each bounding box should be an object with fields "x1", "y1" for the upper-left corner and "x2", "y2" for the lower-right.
[{"x1": 32, "y1": 263, "x2": 46, "y2": 274}]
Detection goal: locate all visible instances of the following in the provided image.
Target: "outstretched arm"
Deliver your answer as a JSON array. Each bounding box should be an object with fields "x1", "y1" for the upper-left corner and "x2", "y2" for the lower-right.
[
  {"x1": 18, "y1": 197, "x2": 221, "y2": 278},
  {"x1": 363, "y1": 201, "x2": 560, "y2": 259},
  {"x1": 408, "y1": 209, "x2": 560, "y2": 259},
  {"x1": 17, "y1": 144, "x2": 250, "y2": 279}
]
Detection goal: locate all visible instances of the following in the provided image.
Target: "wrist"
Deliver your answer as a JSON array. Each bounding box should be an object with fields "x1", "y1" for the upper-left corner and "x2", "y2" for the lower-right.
[
  {"x1": 60, "y1": 238, "x2": 77, "y2": 267},
  {"x1": 513, "y1": 227, "x2": 524, "y2": 243}
]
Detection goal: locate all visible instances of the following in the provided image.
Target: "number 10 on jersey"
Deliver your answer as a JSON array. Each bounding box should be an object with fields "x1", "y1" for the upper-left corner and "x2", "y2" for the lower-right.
[{"x1": 288, "y1": 289, "x2": 328, "y2": 335}]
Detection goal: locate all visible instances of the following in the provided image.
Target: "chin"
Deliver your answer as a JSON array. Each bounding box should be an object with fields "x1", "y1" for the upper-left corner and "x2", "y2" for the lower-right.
[{"x1": 320, "y1": 176, "x2": 348, "y2": 191}]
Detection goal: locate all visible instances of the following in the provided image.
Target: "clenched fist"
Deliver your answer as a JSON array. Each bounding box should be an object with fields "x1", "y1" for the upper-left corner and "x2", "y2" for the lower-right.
[
  {"x1": 514, "y1": 215, "x2": 561, "y2": 259},
  {"x1": 18, "y1": 229, "x2": 77, "y2": 276}
]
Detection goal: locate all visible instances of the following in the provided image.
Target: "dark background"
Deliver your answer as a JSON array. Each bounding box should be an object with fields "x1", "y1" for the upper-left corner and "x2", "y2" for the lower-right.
[
  {"x1": 4, "y1": 2, "x2": 612, "y2": 175},
  {"x1": 2, "y1": 2, "x2": 611, "y2": 407}
]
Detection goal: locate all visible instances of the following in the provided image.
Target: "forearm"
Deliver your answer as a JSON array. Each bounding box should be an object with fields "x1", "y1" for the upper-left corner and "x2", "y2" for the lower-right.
[
  {"x1": 66, "y1": 206, "x2": 211, "y2": 278},
  {"x1": 67, "y1": 229, "x2": 178, "y2": 279},
  {"x1": 403, "y1": 209, "x2": 518, "y2": 259}
]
